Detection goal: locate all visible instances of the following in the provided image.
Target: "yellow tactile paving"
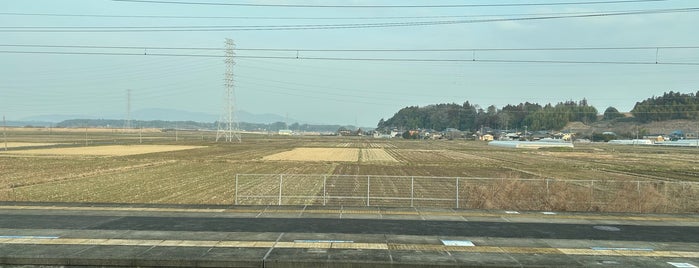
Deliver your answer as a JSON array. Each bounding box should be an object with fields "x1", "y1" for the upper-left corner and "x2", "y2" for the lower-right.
[
  {"x1": 331, "y1": 242, "x2": 388, "y2": 250},
  {"x1": 216, "y1": 241, "x2": 252, "y2": 247},
  {"x1": 444, "y1": 246, "x2": 502, "y2": 253},
  {"x1": 495, "y1": 246, "x2": 562, "y2": 254},
  {"x1": 275, "y1": 241, "x2": 331, "y2": 249},
  {"x1": 389, "y1": 244, "x2": 446, "y2": 251},
  {"x1": 1, "y1": 237, "x2": 698, "y2": 258},
  {"x1": 159, "y1": 240, "x2": 217, "y2": 247},
  {"x1": 677, "y1": 252, "x2": 699, "y2": 258}
]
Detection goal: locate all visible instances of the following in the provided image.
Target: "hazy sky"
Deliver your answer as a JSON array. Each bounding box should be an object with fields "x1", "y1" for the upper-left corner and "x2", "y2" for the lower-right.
[{"x1": 2, "y1": 0, "x2": 699, "y2": 126}]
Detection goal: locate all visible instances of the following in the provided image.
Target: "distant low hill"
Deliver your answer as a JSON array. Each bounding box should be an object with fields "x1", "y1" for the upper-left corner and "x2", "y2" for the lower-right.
[
  {"x1": 4, "y1": 120, "x2": 55, "y2": 127},
  {"x1": 54, "y1": 119, "x2": 360, "y2": 133},
  {"x1": 20, "y1": 108, "x2": 298, "y2": 125}
]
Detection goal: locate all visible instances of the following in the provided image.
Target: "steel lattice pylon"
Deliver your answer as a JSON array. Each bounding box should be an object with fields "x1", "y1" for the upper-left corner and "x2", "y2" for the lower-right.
[{"x1": 216, "y1": 38, "x2": 241, "y2": 142}]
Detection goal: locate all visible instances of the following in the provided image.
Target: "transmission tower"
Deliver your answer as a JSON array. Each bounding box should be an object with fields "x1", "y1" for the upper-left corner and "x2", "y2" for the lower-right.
[
  {"x1": 124, "y1": 89, "x2": 132, "y2": 130},
  {"x1": 216, "y1": 38, "x2": 241, "y2": 142}
]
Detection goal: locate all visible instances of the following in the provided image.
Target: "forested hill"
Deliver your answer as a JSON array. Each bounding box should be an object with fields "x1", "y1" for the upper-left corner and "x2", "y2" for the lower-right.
[
  {"x1": 377, "y1": 100, "x2": 597, "y2": 132},
  {"x1": 377, "y1": 91, "x2": 699, "y2": 132},
  {"x1": 631, "y1": 91, "x2": 699, "y2": 122}
]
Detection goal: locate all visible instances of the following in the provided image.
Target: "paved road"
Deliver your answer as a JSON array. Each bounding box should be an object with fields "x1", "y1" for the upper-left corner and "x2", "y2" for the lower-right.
[{"x1": 0, "y1": 203, "x2": 698, "y2": 267}]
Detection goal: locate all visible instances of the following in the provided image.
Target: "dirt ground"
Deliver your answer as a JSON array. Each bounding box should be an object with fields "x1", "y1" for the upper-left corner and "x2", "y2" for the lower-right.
[
  {"x1": 263, "y1": 148, "x2": 360, "y2": 162},
  {"x1": 0, "y1": 145, "x2": 205, "y2": 156}
]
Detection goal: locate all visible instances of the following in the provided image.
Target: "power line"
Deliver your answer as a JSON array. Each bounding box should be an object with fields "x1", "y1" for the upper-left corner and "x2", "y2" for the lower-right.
[
  {"x1": 112, "y1": 0, "x2": 666, "y2": 8},
  {"x1": 0, "y1": 44, "x2": 222, "y2": 51},
  {"x1": 2, "y1": 50, "x2": 699, "y2": 66},
  {"x1": 2, "y1": 44, "x2": 699, "y2": 52},
  {"x1": 0, "y1": 9, "x2": 681, "y2": 20},
  {"x1": 2, "y1": 7, "x2": 696, "y2": 32}
]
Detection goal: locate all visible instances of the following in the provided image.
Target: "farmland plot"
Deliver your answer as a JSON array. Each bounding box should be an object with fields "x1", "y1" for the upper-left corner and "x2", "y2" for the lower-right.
[
  {"x1": 360, "y1": 149, "x2": 398, "y2": 163},
  {"x1": 1, "y1": 142, "x2": 61, "y2": 148},
  {"x1": 236, "y1": 174, "x2": 328, "y2": 205},
  {"x1": 364, "y1": 176, "x2": 459, "y2": 207},
  {"x1": 0, "y1": 157, "x2": 157, "y2": 190},
  {"x1": 1, "y1": 145, "x2": 206, "y2": 156},
  {"x1": 369, "y1": 143, "x2": 396, "y2": 148},
  {"x1": 12, "y1": 160, "x2": 334, "y2": 204},
  {"x1": 263, "y1": 148, "x2": 359, "y2": 162},
  {"x1": 390, "y1": 149, "x2": 462, "y2": 163}
]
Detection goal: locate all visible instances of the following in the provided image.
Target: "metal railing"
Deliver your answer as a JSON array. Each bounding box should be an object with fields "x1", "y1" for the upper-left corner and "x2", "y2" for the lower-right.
[{"x1": 234, "y1": 174, "x2": 699, "y2": 213}]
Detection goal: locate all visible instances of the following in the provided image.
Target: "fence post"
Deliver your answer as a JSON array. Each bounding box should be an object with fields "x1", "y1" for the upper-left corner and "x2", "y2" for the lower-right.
[
  {"x1": 546, "y1": 179, "x2": 550, "y2": 198},
  {"x1": 664, "y1": 181, "x2": 669, "y2": 213},
  {"x1": 323, "y1": 175, "x2": 327, "y2": 206},
  {"x1": 455, "y1": 177, "x2": 460, "y2": 209},
  {"x1": 367, "y1": 175, "x2": 371, "y2": 206},
  {"x1": 589, "y1": 181, "x2": 594, "y2": 210},
  {"x1": 637, "y1": 181, "x2": 642, "y2": 213},
  {"x1": 278, "y1": 174, "x2": 283, "y2": 206},
  {"x1": 410, "y1": 176, "x2": 414, "y2": 207},
  {"x1": 234, "y1": 174, "x2": 239, "y2": 205}
]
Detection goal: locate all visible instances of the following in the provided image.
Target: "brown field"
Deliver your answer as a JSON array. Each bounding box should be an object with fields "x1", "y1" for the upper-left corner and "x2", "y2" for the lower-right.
[
  {"x1": 263, "y1": 147, "x2": 359, "y2": 162},
  {"x1": 361, "y1": 149, "x2": 398, "y2": 162},
  {"x1": 1, "y1": 145, "x2": 206, "y2": 156},
  {"x1": 1, "y1": 142, "x2": 61, "y2": 148},
  {"x1": 1, "y1": 129, "x2": 698, "y2": 213}
]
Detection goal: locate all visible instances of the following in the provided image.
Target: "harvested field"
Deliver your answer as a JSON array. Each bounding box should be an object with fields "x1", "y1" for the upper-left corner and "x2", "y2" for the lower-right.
[
  {"x1": 1, "y1": 142, "x2": 61, "y2": 148},
  {"x1": 1, "y1": 145, "x2": 205, "y2": 156},
  {"x1": 361, "y1": 149, "x2": 398, "y2": 162},
  {"x1": 1, "y1": 131, "x2": 698, "y2": 213},
  {"x1": 263, "y1": 147, "x2": 359, "y2": 162},
  {"x1": 390, "y1": 149, "x2": 489, "y2": 163}
]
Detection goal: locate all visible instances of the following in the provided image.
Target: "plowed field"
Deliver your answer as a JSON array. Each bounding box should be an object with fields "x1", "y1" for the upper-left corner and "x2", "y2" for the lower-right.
[{"x1": 263, "y1": 148, "x2": 359, "y2": 162}]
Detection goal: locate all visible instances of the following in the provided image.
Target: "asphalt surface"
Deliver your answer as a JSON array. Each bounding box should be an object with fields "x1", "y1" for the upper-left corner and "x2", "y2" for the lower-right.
[{"x1": 0, "y1": 203, "x2": 698, "y2": 267}]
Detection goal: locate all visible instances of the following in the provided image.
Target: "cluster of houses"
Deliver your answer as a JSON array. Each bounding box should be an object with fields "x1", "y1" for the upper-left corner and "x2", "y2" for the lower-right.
[
  {"x1": 282, "y1": 126, "x2": 696, "y2": 144},
  {"x1": 370, "y1": 127, "x2": 574, "y2": 142}
]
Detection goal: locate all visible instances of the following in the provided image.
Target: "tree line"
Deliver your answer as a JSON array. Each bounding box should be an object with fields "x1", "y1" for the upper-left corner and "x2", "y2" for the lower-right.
[
  {"x1": 631, "y1": 91, "x2": 699, "y2": 122},
  {"x1": 377, "y1": 90, "x2": 698, "y2": 132}
]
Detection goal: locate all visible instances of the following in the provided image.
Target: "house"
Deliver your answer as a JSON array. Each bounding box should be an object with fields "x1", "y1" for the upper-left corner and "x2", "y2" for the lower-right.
[
  {"x1": 480, "y1": 134, "x2": 494, "y2": 141},
  {"x1": 373, "y1": 131, "x2": 392, "y2": 139},
  {"x1": 643, "y1": 134, "x2": 666, "y2": 142},
  {"x1": 337, "y1": 129, "x2": 353, "y2": 136}
]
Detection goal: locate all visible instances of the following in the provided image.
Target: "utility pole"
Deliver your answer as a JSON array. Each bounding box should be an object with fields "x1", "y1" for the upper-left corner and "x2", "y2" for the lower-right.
[
  {"x1": 139, "y1": 126, "x2": 143, "y2": 144},
  {"x1": 3, "y1": 115, "x2": 7, "y2": 151},
  {"x1": 85, "y1": 127, "x2": 88, "y2": 146},
  {"x1": 524, "y1": 126, "x2": 528, "y2": 141},
  {"x1": 124, "y1": 89, "x2": 132, "y2": 130}
]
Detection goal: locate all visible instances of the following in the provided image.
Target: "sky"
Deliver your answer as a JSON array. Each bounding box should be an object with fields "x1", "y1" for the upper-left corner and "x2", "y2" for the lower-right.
[{"x1": 1, "y1": 0, "x2": 699, "y2": 127}]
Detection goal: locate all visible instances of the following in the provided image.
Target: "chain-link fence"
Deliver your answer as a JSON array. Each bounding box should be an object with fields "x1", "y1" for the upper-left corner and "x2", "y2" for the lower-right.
[{"x1": 235, "y1": 174, "x2": 699, "y2": 213}]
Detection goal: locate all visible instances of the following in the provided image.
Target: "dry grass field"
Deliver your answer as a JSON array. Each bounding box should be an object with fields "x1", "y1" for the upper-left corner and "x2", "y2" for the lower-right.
[
  {"x1": 361, "y1": 148, "x2": 398, "y2": 162},
  {"x1": 1, "y1": 128, "x2": 698, "y2": 213},
  {"x1": 1, "y1": 142, "x2": 61, "y2": 148},
  {"x1": 1, "y1": 145, "x2": 205, "y2": 156},
  {"x1": 263, "y1": 148, "x2": 360, "y2": 162}
]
